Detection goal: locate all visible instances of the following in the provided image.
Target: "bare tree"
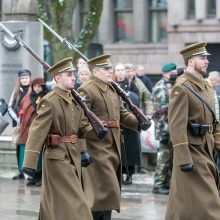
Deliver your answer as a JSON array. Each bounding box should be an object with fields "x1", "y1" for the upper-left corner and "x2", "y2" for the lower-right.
[{"x1": 38, "y1": 0, "x2": 103, "y2": 63}]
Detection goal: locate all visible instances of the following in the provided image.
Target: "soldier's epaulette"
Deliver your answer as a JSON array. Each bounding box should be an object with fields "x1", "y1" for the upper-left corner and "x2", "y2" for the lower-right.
[
  {"x1": 86, "y1": 80, "x2": 93, "y2": 85},
  {"x1": 81, "y1": 80, "x2": 93, "y2": 88},
  {"x1": 204, "y1": 80, "x2": 213, "y2": 88},
  {"x1": 45, "y1": 91, "x2": 55, "y2": 98},
  {"x1": 175, "y1": 77, "x2": 187, "y2": 86}
]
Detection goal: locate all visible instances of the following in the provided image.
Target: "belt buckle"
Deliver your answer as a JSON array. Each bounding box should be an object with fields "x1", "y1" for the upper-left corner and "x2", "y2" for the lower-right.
[
  {"x1": 209, "y1": 124, "x2": 213, "y2": 133},
  {"x1": 70, "y1": 135, "x2": 76, "y2": 144}
]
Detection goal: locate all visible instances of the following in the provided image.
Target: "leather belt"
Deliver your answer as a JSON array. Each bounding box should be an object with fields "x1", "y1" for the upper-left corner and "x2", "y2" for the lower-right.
[
  {"x1": 101, "y1": 120, "x2": 120, "y2": 128},
  {"x1": 44, "y1": 134, "x2": 78, "y2": 146}
]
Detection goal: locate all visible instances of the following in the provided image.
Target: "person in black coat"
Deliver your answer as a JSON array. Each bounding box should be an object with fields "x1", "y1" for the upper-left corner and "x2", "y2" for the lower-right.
[
  {"x1": 114, "y1": 63, "x2": 141, "y2": 184},
  {"x1": 136, "y1": 64, "x2": 153, "y2": 93}
]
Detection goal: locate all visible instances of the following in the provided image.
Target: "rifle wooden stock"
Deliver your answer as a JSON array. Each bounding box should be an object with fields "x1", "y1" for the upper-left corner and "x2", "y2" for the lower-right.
[
  {"x1": 12, "y1": 35, "x2": 107, "y2": 139},
  {"x1": 70, "y1": 91, "x2": 108, "y2": 139},
  {"x1": 111, "y1": 81, "x2": 151, "y2": 130}
]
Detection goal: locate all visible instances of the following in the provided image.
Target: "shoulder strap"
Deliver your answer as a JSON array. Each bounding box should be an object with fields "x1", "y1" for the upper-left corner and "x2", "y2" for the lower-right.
[{"x1": 182, "y1": 83, "x2": 218, "y2": 124}]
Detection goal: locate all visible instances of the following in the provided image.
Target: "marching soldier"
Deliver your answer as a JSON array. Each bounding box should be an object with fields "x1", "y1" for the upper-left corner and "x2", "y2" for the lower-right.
[
  {"x1": 152, "y1": 63, "x2": 177, "y2": 194},
  {"x1": 22, "y1": 58, "x2": 93, "y2": 220},
  {"x1": 77, "y1": 54, "x2": 140, "y2": 220},
  {"x1": 165, "y1": 41, "x2": 220, "y2": 219}
]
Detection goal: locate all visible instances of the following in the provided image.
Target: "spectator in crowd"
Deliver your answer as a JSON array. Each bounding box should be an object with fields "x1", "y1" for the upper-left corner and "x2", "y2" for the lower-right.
[
  {"x1": 125, "y1": 63, "x2": 153, "y2": 116},
  {"x1": 176, "y1": 67, "x2": 185, "y2": 78},
  {"x1": 208, "y1": 71, "x2": 220, "y2": 176},
  {"x1": 152, "y1": 63, "x2": 177, "y2": 195},
  {"x1": 114, "y1": 63, "x2": 141, "y2": 185},
  {"x1": 8, "y1": 69, "x2": 31, "y2": 180},
  {"x1": 136, "y1": 64, "x2": 153, "y2": 93},
  {"x1": 125, "y1": 63, "x2": 153, "y2": 173},
  {"x1": 45, "y1": 78, "x2": 57, "y2": 91},
  {"x1": 208, "y1": 71, "x2": 220, "y2": 120},
  {"x1": 77, "y1": 57, "x2": 88, "y2": 69},
  {"x1": 74, "y1": 67, "x2": 91, "y2": 90},
  {"x1": 19, "y1": 77, "x2": 48, "y2": 187}
]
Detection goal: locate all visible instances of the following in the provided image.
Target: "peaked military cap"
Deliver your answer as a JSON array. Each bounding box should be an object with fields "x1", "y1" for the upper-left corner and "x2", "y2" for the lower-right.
[
  {"x1": 162, "y1": 63, "x2": 176, "y2": 73},
  {"x1": 48, "y1": 57, "x2": 76, "y2": 76},
  {"x1": 180, "y1": 41, "x2": 210, "y2": 60},
  {"x1": 87, "y1": 54, "x2": 112, "y2": 69}
]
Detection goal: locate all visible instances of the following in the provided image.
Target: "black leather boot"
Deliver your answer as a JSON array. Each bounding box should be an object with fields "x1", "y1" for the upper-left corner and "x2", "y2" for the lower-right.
[
  {"x1": 12, "y1": 172, "x2": 24, "y2": 180},
  {"x1": 123, "y1": 175, "x2": 132, "y2": 185}
]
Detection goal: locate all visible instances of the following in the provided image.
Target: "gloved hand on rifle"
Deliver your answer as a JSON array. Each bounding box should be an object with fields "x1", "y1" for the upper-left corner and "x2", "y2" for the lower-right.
[
  {"x1": 81, "y1": 150, "x2": 93, "y2": 167},
  {"x1": 180, "y1": 163, "x2": 196, "y2": 172},
  {"x1": 140, "y1": 121, "x2": 151, "y2": 131},
  {"x1": 23, "y1": 167, "x2": 35, "y2": 176}
]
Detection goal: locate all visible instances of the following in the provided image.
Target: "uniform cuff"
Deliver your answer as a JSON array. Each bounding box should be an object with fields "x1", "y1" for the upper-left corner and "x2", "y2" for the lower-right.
[{"x1": 23, "y1": 150, "x2": 40, "y2": 170}]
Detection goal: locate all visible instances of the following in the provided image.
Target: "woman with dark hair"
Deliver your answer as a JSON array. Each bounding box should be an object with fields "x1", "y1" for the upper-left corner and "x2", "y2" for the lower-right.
[
  {"x1": 8, "y1": 69, "x2": 31, "y2": 180},
  {"x1": 19, "y1": 77, "x2": 48, "y2": 186}
]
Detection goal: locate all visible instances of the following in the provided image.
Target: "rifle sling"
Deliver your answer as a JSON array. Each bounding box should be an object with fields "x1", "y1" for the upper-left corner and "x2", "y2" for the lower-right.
[{"x1": 182, "y1": 83, "x2": 218, "y2": 124}]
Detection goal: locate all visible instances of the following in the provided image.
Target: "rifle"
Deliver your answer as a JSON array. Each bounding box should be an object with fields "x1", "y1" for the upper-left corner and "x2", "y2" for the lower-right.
[
  {"x1": 0, "y1": 22, "x2": 108, "y2": 139},
  {"x1": 38, "y1": 19, "x2": 152, "y2": 131}
]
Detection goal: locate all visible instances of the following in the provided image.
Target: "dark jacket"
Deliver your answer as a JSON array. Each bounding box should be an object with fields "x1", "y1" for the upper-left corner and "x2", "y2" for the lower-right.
[
  {"x1": 138, "y1": 74, "x2": 153, "y2": 93},
  {"x1": 117, "y1": 79, "x2": 141, "y2": 167}
]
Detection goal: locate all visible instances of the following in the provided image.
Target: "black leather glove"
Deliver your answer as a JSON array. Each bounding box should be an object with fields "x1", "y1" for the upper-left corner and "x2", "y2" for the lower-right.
[
  {"x1": 139, "y1": 121, "x2": 151, "y2": 131},
  {"x1": 23, "y1": 167, "x2": 35, "y2": 176},
  {"x1": 81, "y1": 150, "x2": 93, "y2": 167},
  {"x1": 180, "y1": 163, "x2": 196, "y2": 172}
]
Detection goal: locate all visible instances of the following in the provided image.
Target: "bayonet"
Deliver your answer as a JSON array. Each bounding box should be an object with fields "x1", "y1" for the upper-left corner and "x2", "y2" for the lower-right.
[
  {"x1": 38, "y1": 18, "x2": 88, "y2": 61},
  {"x1": 0, "y1": 22, "x2": 50, "y2": 69}
]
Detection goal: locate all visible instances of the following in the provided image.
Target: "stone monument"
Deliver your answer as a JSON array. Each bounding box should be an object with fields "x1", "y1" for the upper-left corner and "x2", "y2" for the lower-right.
[{"x1": 0, "y1": 0, "x2": 43, "y2": 102}]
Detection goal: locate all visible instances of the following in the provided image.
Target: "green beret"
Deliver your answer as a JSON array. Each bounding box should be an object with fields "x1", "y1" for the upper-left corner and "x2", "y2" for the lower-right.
[
  {"x1": 48, "y1": 57, "x2": 76, "y2": 76},
  {"x1": 87, "y1": 54, "x2": 112, "y2": 69},
  {"x1": 179, "y1": 41, "x2": 210, "y2": 59},
  {"x1": 162, "y1": 63, "x2": 176, "y2": 73}
]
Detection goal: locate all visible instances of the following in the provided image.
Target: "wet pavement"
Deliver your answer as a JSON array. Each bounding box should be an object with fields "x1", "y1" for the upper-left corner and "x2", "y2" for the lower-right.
[{"x1": 0, "y1": 171, "x2": 168, "y2": 220}]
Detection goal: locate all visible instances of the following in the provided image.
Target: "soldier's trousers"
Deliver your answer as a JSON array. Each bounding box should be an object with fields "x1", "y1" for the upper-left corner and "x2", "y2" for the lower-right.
[{"x1": 153, "y1": 140, "x2": 173, "y2": 188}]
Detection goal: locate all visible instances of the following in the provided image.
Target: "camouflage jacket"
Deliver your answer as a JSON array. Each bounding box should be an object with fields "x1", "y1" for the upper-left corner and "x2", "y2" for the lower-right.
[{"x1": 152, "y1": 77, "x2": 173, "y2": 141}]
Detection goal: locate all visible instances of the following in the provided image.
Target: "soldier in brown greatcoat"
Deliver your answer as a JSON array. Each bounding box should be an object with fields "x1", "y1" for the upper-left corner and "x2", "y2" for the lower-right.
[
  {"x1": 77, "y1": 54, "x2": 140, "y2": 220},
  {"x1": 165, "y1": 41, "x2": 220, "y2": 220},
  {"x1": 22, "y1": 58, "x2": 93, "y2": 220}
]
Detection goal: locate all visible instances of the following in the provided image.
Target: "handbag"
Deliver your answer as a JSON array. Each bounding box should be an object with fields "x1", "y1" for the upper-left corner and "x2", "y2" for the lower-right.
[
  {"x1": 0, "y1": 115, "x2": 9, "y2": 134},
  {"x1": 12, "y1": 125, "x2": 20, "y2": 145}
]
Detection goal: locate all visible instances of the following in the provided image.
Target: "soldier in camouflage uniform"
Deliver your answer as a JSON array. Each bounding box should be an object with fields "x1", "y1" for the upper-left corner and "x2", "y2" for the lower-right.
[{"x1": 152, "y1": 63, "x2": 177, "y2": 195}]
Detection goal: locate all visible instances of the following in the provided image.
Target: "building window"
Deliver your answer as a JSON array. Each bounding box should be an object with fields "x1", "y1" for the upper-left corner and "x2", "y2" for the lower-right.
[
  {"x1": 114, "y1": 0, "x2": 134, "y2": 43},
  {"x1": 187, "y1": 0, "x2": 195, "y2": 19},
  {"x1": 207, "y1": 0, "x2": 216, "y2": 18},
  {"x1": 148, "y1": 0, "x2": 168, "y2": 43}
]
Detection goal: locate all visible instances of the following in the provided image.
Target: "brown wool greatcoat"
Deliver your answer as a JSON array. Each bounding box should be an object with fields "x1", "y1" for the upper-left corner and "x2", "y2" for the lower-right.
[
  {"x1": 23, "y1": 86, "x2": 93, "y2": 220},
  {"x1": 165, "y1": 71, "x2": 220, "y2": 220},
  {"x1": 77, "y1": 78, "x2": 139, "y2": 212}
]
